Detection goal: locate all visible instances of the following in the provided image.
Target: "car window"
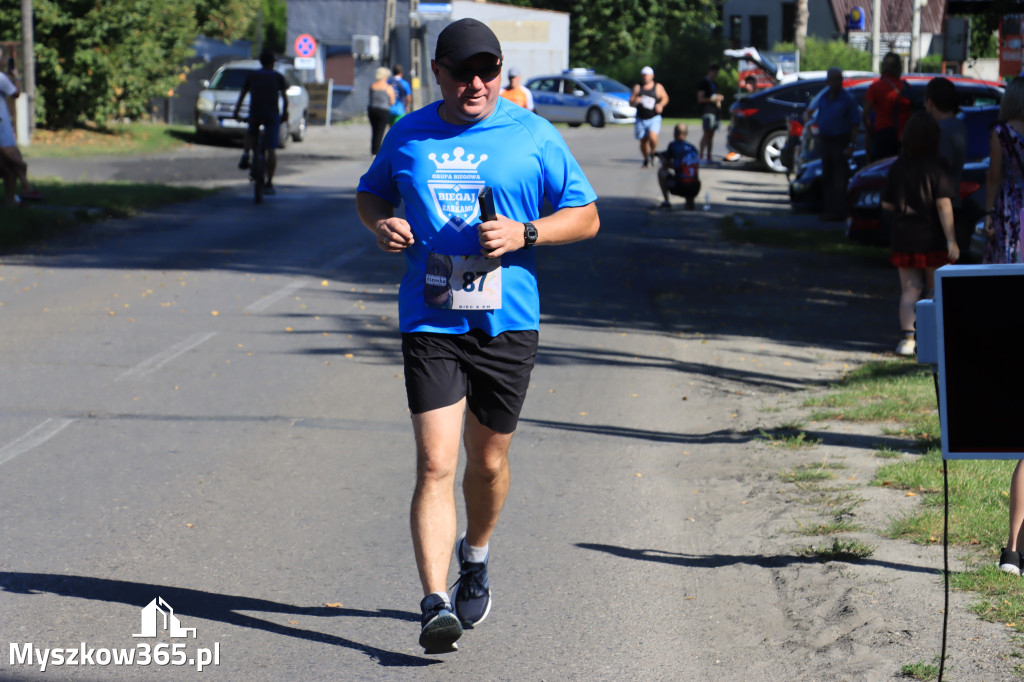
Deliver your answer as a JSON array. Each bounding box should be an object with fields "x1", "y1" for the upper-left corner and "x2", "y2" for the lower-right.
[
  {"x1": 529, "y1": 78, "x2": 560, "y2": 93},
  {"x1": 582, "y1": 78, "x2": 630, "y2": 94},
  {"x1": 209, "y1": 68, "x2": 253, "y2": 90},
  {"x1": 767, "y1": 83, "x2": 821, "y2": 105},
  {"x1": 563, "y1": 79, "x2": 585, "y2": 95},
  {"x1": 277, "y1": 67, "x2": 300, "y2": 87},
  {"x1": 960, "y1": 86, "x2": 1001, "y2": 106}
]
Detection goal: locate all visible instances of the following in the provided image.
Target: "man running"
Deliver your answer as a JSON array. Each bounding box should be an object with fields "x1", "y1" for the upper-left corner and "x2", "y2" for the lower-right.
[
  {"x1": 630, "y1": 66, "x2": 669, "y2": 168},
  {"x1": 356, "y1": 18, "x2": 599, "y2": 654}
]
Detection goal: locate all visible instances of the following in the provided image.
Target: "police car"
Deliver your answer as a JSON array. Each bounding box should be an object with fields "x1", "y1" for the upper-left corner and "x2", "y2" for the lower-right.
[{"x1": 525, "y1": 69, "x2": 636, "y2": 128}]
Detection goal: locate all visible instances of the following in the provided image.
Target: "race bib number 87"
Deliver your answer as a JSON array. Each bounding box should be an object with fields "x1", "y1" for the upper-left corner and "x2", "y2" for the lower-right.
[{"x1": 425, "y1": 253, "x2": 502, "y2": 310}]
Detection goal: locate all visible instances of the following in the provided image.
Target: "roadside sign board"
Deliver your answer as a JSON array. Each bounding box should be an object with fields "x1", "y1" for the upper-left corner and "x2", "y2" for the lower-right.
[
  {"x1": 294, "y1": 33, "x2": 317, "y2": 59},
  {"x1": 295, "y1": 57, "x2": 316, "y2": 70},
  {"x1": 307, "y1": 80, "x2": 333, "y2": 126}
]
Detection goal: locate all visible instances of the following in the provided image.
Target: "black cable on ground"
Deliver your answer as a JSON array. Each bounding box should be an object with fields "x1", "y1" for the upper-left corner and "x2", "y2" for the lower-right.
[
  {"x1": 939, "y1": 458, "x2": 949, "y2": 682},
  {"x1": 934, "y1": 369, "x2": 949, "y2": 682}
]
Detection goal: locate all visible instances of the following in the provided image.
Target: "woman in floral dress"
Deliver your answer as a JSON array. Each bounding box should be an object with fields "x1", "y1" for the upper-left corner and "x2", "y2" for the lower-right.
[
  {"x1": 984, "y1": 78, "x2": 1024, "y2": 576},
  {"x1": 984, "y1": 77, "x2": 1024, "y2": 264}
]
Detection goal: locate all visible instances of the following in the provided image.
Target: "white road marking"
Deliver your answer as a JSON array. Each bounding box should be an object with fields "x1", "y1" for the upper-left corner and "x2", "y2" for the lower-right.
[
  {"x1": 116, "y1": 331, "x2": 219, "y2": 381},
  {"x1": 321, "y1": 248, "x2": 367, "y2": 272},
  {"x1": 0, "y1": 418, "x2": 77, "y2": 467},
  {"x1": 244, "y1": 280, "x2": 310, "y2": 313}
]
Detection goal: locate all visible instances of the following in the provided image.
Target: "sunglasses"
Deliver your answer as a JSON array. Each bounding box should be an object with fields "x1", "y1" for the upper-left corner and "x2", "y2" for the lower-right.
[{"x1": 438, "y1": 59, "x2": 503, "y2": 84}]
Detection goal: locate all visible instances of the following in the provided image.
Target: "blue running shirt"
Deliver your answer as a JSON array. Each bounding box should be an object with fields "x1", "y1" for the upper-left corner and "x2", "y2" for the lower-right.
[{"x1": 358, "y1": 97, "x2": 597, "y2": 335}]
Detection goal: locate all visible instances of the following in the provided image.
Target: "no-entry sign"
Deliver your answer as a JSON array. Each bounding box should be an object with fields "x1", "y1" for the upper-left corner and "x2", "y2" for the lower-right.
[{"x1": 294, "y1": 34, "x2": 317, "y2": 58}]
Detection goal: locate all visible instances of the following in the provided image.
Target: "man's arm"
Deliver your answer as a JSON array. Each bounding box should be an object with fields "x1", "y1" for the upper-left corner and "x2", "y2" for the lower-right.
[
  {"x1": 233, "y1": 78, "x2": 250, "y2": 118},
  {"x1": 278, "y1": 75, "x2": 289, "y2": 119},
  {"x1": 629, "y1": 84, "x2": 642, "y2": 107},
  {"x1": 357, "y1": 191, "x2": 415, "y2": 253},
  {"x1": 478, "y1": 202, "x2": 599, "y2": 258},
  {"x1": 656, "y1": 84, "x2": 669, "y2": 113},
  {"x1": 0, "y1": 70, "x2": 20, "y2": 99},
  {"x1": 696, "y1": 84, "x2": 709, "y2": 105}
]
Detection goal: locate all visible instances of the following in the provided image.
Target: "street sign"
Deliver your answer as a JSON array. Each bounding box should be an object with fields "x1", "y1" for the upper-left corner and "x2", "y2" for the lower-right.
[
  {"x1": 294, "y1": 33, "x2": 317, "y2": 59},
  {"x1": 295, "y1": 57, "x2": 316, "y2": 70}
]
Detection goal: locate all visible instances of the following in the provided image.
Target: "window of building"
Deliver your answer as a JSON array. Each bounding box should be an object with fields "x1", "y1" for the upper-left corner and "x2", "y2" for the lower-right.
[
  {"x1": 729, "y1": 15, "x2": 743, "y2": 48},
  {"x1": 750, "y1": 15, "x2": 768, "y2": 50},
  {"x1": 781, "y1": 3, "x2": 795, "y2": 44}
]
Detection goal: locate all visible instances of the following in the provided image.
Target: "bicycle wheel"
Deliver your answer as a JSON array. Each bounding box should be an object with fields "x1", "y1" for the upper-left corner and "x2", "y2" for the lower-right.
[{"x1": 252, "y1": 131, "x2": 265, "y2": 204}]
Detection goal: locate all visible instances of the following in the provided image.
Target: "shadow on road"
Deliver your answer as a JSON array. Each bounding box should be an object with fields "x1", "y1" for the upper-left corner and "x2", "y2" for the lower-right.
[
  {"x1": 575, "y1": 543, "x2": 941, "y2": 576},
  {"x1": 0, "y1": 572, "x2": 436, "y2": 668}
]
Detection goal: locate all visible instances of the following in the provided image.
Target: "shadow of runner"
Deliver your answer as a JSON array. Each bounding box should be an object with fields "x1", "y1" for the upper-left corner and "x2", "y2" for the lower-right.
[
  {"x1": 576, "y1": 543, "x2": 940, "y2": 575},
  {"x1": 0, "y1": 572, "x2": 436, "y2": 668}
]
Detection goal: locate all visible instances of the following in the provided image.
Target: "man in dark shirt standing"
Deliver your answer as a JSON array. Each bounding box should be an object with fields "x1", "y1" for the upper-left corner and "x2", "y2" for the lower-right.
[
  {"x1": 696, "y1": 63, "x2": 723, "y2": 163},
  {"x1": 234, "y1": 50, "x2": 289, "y2": 195}
]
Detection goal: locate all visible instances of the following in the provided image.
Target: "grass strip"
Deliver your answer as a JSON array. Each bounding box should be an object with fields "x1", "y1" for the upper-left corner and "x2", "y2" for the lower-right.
[
  {"x1": 812, "y1": 358, "x2": 1024, "y2": 629},
  {"x1": 26, "y1": 124, "x2": 196, "y2": 158},
  {"x1": 0, "y1": 180, "x2": 218, "y2": 250},
  {"x1": 719, "y1": 215, "x2": 888, "y2": 258}
]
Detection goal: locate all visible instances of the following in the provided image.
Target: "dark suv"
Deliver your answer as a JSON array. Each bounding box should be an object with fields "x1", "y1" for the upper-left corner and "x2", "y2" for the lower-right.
[{"x1": 727, "y1": 76, "x2": 874, "y2": 172}]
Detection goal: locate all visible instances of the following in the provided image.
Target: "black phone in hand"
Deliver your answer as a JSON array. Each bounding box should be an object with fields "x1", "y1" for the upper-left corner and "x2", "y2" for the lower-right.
[{"x1": 478, "y1": 187, "x2": 496, "y2": 222}]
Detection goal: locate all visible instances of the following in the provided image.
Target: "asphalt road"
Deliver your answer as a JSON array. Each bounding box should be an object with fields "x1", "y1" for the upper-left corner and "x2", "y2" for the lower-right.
[{"x1": 0, "y1": 122, "x2": 898, "y2": 680}]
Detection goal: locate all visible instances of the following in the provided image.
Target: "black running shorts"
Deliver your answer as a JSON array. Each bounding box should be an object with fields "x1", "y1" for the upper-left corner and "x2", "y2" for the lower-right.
[{"x1": 401, "y1": 329, "x2": 539, "y2": 434}]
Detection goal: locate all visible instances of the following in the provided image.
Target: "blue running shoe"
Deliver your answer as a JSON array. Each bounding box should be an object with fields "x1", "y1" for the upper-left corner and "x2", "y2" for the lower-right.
[
  {"x1": 452, "y1": 536, "x2": 492, "y2": 628},
  {"x1": 419, "y1": 594, "x2": 461, "y2": 654}
]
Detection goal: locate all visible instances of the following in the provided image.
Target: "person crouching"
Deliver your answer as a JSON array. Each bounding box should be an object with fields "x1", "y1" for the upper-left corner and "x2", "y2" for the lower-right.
[{"x1": 657, "y1": 123, "x2": 701, "y2": 210}]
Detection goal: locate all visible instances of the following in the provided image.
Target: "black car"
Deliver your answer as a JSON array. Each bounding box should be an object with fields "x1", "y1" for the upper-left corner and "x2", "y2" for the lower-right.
[
  {"x1": 846, "y1": 155, "x2": 989, "y2": 261},
  {"x1": 727, "y1": 75, "x2": 875, "y2": 172}
]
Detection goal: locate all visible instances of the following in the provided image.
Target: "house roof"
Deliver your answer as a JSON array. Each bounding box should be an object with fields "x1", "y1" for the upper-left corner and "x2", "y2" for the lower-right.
[{"x1": 828, "y1": 0, "x2": 946, "y2": 35}]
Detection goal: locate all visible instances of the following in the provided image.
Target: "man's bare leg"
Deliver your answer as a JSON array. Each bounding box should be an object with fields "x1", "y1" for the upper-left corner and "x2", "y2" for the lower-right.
[
  {"x1": 411, "y1": 400, "x2": 466, "y2": 595},
  {"x1": 462, "y1": 410, "x2": 513, "y2": 549}
]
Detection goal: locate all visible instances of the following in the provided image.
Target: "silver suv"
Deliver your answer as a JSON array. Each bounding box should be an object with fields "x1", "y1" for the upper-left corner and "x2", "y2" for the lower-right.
[{"x1": 194, "y1": 59, "x2": 309, "y2": 146}]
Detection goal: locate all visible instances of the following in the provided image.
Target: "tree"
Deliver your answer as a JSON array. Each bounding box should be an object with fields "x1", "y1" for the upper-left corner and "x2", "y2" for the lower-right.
[
  {"x1": 522, "y1": 0, "x2": 720, "y2": 116},
  {"x1": 0, "y1": 0, "x2": 258, "y2": 128},
  {"x1": 795, "y1": 0, "x2": 808, "y2": 53},
  {"x1": 528, "y1": 0, "x2": 718, "y2": 71}
]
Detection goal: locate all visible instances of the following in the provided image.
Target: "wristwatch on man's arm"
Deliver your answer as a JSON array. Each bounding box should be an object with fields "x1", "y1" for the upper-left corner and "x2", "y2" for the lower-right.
[{"x1": 523, "y1": 221, "x2": 538, "y2": 248}]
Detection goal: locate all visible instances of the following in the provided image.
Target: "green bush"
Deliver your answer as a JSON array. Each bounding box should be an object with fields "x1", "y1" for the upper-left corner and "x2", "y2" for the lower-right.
[
  {"x1": 772, "y1": 36, "x2": 872, "y2": 73},
  {"x1": 918, "y1": 54, "x2": 943, "y2": 73}
]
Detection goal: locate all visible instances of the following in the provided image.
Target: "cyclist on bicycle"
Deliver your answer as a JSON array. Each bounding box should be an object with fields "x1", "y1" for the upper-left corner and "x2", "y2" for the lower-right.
[{"x1": 233, "y1": 49, "x2": 289, "y2": 195}]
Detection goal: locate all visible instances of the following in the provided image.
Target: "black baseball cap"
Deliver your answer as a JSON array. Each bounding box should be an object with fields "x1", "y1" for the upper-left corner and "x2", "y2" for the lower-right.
[{"x1": 435, "y1": 18, "x2": 502, "y2": 64}]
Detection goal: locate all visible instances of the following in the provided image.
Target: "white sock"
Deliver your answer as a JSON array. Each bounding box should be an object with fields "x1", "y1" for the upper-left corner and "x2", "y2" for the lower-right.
[
  {"x1": 462, "y1": 541, "x2": 489, "y2": 564},
  {"x1": 429, "y1": 591, "x2": 450, "y2": 607}
]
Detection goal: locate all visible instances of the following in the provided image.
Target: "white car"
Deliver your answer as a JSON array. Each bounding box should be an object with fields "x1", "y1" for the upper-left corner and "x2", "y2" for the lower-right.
[
  {"x1": 526, "y1": 69, "x2": 636, "y2": 128},
  {"x1": 194, "y1": 59, "x2": 308, "y2": 147}
]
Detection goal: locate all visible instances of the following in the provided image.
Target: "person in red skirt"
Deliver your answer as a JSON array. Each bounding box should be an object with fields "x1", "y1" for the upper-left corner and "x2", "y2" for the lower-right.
[{"x1": 881, "y1": 111, "x2": 960, "y2": 357}]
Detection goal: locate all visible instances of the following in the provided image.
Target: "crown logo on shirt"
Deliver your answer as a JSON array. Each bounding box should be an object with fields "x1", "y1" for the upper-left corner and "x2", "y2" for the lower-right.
[{"x1": 429, "y1": 147, "x2": 487, "y2": 171}]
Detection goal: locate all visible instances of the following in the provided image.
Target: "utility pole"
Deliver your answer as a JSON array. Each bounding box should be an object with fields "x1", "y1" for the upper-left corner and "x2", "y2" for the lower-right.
[
  {"x1": 409, "y1": 0, "x2": 423, "y2": 110},
  {"x1": 20, "y1": 0, "x2": 34, "y2": 134},
  {"x1": 910, "y1": 0, "x2": 926, "y2": 72},
  {"x1": 383, "y1": 0, "x2": 396, "y2": 65},
  {"x1": 871, "y1": 0, "x2": 881, "y2": 72}
]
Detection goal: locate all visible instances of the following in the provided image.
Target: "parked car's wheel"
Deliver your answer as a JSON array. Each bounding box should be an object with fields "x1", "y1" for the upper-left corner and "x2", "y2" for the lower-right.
[
  {"x1": 278, "y1": 122, "x2": 289, "y2": 149},
  {"x1": 292, "y1": 113, "x2": 307, "y2": 142},
  {"x1": 759, "y1": 130, "x2": 788, "y2": 173},
  {"x1": 586, "y1": 107, "x2": 605, "y2": 128}
]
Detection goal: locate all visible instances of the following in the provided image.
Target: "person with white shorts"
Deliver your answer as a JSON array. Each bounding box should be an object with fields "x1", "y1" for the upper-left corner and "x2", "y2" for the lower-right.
[{"x1": 630, "y1": 66, "x2": 669, "y2": 168}]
